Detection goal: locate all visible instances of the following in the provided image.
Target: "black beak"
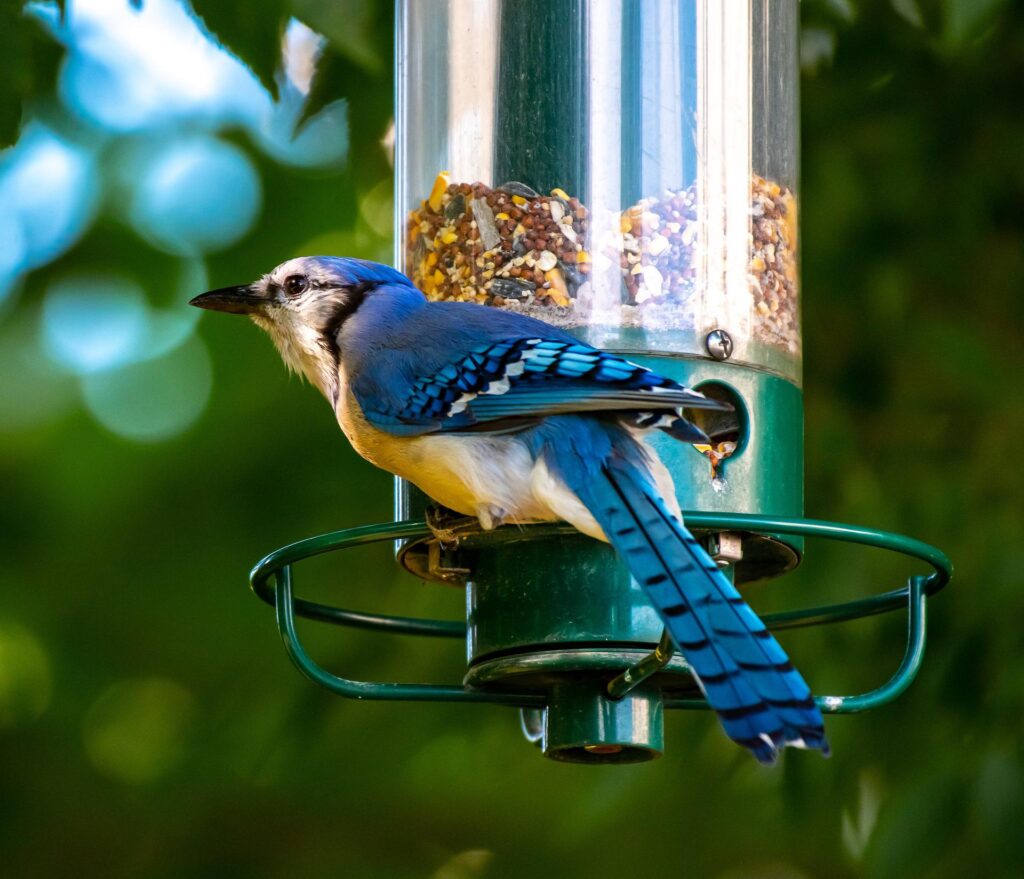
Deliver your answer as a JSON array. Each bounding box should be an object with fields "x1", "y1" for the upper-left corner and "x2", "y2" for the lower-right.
[{"x1": 189, "y1": 285, "x2": 269, "y2": 315}]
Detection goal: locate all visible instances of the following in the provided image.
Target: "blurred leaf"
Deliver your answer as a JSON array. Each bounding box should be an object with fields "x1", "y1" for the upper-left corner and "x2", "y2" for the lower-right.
[
  {"x1": 293, "y1": 0, "x2": 384, "y2": 74},
  {"x1": 892, "y1": 0, "x2": 925, "y2": 27},
  {"x1": 185, "y1": 0, "x2": 386, "y2": 139},
  {"x1": 189, "y1": 0, "x2": 289, "y2": 97},
  {"x1": 941, "y1": 0, "x2": 1008, "y2": 51},
  {"x1": 801, "y1": 26, "x2": 837, "y2": 73},
  {"x1": 284, "y1": 0, "x2": 388, "y2": 136},
  {"x1": 0, "y1": 2, "x2": 65, "y2": 146},
  {"x1": 431, "y1": 849, "x2": 493, "y2": 879},
  {"x1": 82, "y1": 677, "x2": 195, "y2": 784},
  {"x1": 804, "y1": 0, "x2": 857, "y2": 23},
  {"x1": 864, "y1": 774, "x2": 965, "y2": 879},
  {"x1": 975, "y1": 752, "x2": 1024, "y2": 866},
  {"x1": 841, "y1": 771, "x2": 884, "y2": 861},
  {"x1": 829, "y1": 0, "x2": 858, "y2": 21},
  {"x1": 0, "y1": 620, "x2": 52, "y2": 727}
]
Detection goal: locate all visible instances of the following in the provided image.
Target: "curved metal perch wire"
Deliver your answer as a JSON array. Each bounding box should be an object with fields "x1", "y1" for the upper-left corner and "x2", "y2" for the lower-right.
[{"x1": 249, "y1": 514, "x2": 951, "y2": 714}]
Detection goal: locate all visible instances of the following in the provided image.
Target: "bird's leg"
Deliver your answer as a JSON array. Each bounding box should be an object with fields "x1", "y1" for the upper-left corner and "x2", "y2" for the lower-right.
[
  {"x1": 424, "y1": 505, "x2": 477, "y2": 584},
  {"x1": 424, "y1": 505, "x2": 479, "y2": 547}
]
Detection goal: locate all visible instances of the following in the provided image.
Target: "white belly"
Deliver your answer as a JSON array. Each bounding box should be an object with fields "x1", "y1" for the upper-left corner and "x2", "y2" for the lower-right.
[
  {"x1": 334, "y1": 380, "x2": 680, "y2": 542},
  {"x1": 334, "y1": 388, "x2": 605, "y2": 536}
]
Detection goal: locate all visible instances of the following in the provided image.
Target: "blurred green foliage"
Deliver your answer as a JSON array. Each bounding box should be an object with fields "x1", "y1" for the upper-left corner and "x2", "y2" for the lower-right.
[{"x1": 0, "y1": 1, "x2": 1022, "y2": 878}]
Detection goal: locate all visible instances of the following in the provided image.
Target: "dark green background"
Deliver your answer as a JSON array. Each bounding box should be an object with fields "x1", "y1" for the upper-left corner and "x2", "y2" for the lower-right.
[{"x1": 1, "y1": 1, "x2": 1022, "y2": 877}]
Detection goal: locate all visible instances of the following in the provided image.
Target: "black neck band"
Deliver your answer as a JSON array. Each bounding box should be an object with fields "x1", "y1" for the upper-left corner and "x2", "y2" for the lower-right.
[{"x1": 319, "y1": 280, "x2": 378, "y2": 370}]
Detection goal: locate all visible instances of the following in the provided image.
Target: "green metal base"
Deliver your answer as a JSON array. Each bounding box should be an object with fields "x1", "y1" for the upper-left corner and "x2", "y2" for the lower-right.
[{"x1": 250, "y1": 514, "x2": 951, "y2": 761}]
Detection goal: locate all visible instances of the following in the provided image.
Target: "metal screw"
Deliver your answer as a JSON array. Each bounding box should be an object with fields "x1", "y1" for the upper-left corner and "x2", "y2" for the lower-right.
[{"x1": 705, "y1": 329, "x2": 733, "y2": 361}]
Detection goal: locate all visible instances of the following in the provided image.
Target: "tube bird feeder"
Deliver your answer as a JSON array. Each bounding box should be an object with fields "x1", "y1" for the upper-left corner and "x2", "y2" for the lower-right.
[{"x1": 249, "y1": 0, "x2": 951, "y2": 764}]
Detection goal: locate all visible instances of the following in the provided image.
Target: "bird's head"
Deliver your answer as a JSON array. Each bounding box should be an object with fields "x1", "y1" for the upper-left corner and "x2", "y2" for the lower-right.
[{"x1": 190, "y1": 256, "x2": 416, "y2": 399}]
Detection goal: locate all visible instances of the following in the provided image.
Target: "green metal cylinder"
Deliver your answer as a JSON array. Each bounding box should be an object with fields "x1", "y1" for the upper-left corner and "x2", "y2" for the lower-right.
[{"x1": 541, "y1": 682, "x2": 664, "y2": 763}]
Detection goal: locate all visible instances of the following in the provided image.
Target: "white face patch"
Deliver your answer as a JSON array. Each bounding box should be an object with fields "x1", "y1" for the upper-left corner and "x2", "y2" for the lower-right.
[
  {"x1": 254, "y1": 309, "x2": 335, "y2": 390},
  {"x1": 246, "y1": 257, "x2": 355, "y2": 402}
]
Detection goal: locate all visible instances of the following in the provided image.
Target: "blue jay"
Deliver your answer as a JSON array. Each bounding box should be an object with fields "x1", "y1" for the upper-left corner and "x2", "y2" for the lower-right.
[{"x1": 191, "y1": 256, "x2": 828, "y2": 763}]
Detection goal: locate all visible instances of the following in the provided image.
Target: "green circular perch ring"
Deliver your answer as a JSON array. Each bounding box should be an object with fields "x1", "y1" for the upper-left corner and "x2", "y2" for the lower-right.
[{"x1": 249, "y1": 513, "x2": 951, "y2": 716}]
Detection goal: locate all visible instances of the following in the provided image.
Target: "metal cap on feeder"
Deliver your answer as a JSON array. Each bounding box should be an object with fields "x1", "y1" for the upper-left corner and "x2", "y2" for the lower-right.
[{"x1": 248, "y1": 0, "x2": 951, "y2": 765}]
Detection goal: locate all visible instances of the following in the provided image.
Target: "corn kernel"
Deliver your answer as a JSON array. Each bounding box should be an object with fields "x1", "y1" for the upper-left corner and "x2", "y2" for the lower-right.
[
  {"x1": 545, "y1": 268, "x2": 570, "y2": 306},
  {"x1": 428, "y1": 171, "x2": 451, "y2": 212}
]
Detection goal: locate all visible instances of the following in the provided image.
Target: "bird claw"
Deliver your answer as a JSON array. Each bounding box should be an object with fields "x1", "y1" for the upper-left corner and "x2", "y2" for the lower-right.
[
  {"x1": 425, "y1": 506, "x2": 479, "y2": 547},
  {"x1": 424, "y1": 506, "x2": 476, "y2": 583}
]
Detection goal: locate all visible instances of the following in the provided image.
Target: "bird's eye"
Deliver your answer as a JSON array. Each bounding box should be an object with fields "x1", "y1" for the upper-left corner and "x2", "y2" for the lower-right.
[{"x1": 284, "y1": 275, "x2": 309, "y2": 296}]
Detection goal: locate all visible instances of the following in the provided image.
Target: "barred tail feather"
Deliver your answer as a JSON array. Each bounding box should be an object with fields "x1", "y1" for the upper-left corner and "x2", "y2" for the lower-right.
[
  {"x1": 630, "y1": 410, "x2": 710, "y2": 444},
  {"x1": 572, "y1": 461, "x2": 829, "y2": 764}
]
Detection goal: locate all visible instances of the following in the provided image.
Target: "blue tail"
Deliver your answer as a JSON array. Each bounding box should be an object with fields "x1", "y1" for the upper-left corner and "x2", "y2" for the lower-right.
[{"x1": 555, "y1": 440, "x2": 828, "y2": 763}]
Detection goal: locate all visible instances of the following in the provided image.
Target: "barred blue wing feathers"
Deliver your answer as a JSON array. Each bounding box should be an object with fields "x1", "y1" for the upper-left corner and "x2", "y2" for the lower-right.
[{"x1": 358, "y1": 336, "x2": 728, "y2": 436}]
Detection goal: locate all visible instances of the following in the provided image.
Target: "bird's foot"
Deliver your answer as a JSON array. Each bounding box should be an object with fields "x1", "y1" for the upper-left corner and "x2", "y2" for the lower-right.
[
  {"x1": 423, "y1": 506, "x2": 476, "y2": 584},
  {"x1": 425, "y1": 505, "x2": 480, "y2": 547}
]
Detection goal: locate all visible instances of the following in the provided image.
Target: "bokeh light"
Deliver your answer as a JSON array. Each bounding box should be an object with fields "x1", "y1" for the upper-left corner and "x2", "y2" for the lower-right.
[
  {"x1": 80, "y1": 335, "x2": 212, "y2": 442},
  {"x1": 55, "y1": 0, "x2": 265, "y2": 133},
  {"x1": 0, "y1": 621, "x2": 53, "y2": 729},
  {"x1": 52, "y1": 0, "x2": 348, "y2": 168},
  {"x1": 41, "y1": 275, "x2": 149, "y2": 374},
  {"x1": 145, "y1": 258, "x2": 206, "y2": 359},
  {"x1": 129, "y1": 136, "x2": 262, "y2": 256},
  {"x1": 82, "y1": 677, "x2": 195, "y2": 784},
  {"x1": 0, "y1": 124, "x2": 97, "y2": 273},
  {"x1": 0, "y1": 212, "x2": 28, "y2": 306},
  {"x1": 0, "y1": 1, "x2": 351, "y2": 328}
]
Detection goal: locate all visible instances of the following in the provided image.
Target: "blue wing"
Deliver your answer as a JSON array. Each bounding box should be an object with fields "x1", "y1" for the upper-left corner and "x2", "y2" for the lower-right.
[{"x1": 353, "y1": 333, "x2": 729, "y2": 437}]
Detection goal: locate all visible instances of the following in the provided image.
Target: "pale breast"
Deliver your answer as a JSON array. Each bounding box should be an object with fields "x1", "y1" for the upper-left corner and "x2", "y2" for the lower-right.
[
  {"x1": 331, "y1": 367, "x2": 619, "y2": 535},
  {"x1": 333, "y1": 383, "x2": 563, "y2": 524}
]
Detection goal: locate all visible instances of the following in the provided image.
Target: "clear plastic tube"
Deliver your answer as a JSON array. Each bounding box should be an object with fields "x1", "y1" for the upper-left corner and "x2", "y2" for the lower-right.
[{"x1": 396, "y1": 0, "x2": 801, "y2": 382}]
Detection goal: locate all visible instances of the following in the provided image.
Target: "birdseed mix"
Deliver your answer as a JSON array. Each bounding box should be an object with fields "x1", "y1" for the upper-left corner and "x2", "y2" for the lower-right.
[
  {"x1": 405, "y1": 173, "x2": 590, "y2": 308},
  {"x1": 405, "y1": 171, "x2": 799, "y2": 355}
]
